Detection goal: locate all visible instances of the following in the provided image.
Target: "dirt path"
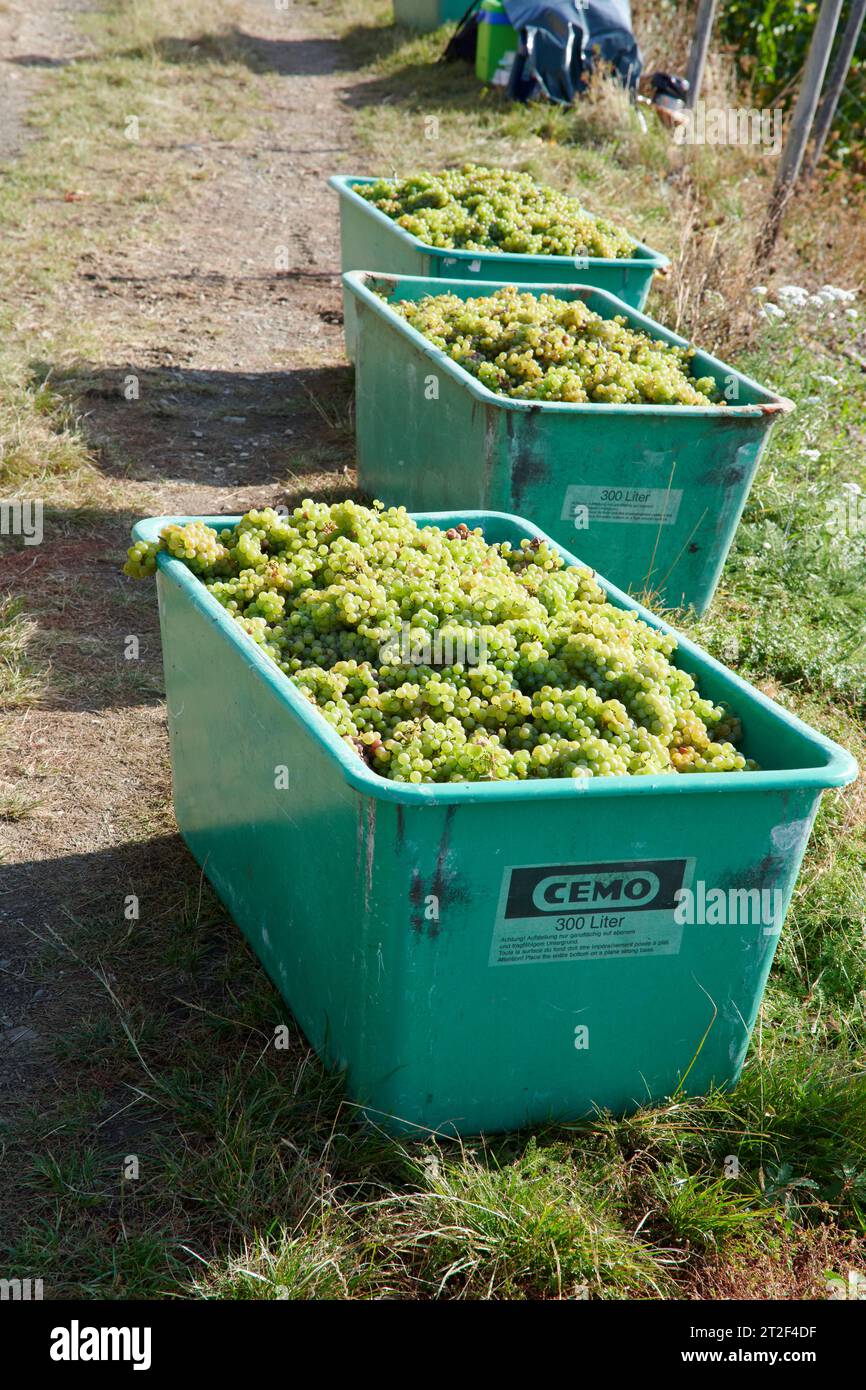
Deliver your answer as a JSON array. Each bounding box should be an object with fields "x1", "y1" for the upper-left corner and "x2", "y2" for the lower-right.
[
  {"x1": 0, "y1": 0, "x2": 364, "y2": 1111},
  {"x1": 0, "y1": 0, "x2": 91, "y2": 161}
]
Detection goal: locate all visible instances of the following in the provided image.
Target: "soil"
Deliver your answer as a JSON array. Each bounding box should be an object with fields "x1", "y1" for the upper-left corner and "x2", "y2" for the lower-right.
[{"x1": 0, "y1": 0, "x2": 365, "y2": 1111}]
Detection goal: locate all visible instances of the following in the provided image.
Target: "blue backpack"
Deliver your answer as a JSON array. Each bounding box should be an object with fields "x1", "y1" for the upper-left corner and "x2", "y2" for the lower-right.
[{"x1": 503, "y1": 0, "x2": 642, "y2": 103}]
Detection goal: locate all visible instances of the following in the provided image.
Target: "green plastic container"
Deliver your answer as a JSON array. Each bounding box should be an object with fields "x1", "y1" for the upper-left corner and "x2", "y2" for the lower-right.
[
  {"x1": 344, "y1": 270, "x2": 794, "y2": 615},
  {"x1": 394, "y1": 0, "x2": 468, "y2": 27},
  {"x1": 476, "y1": 0, "x2": 518, "y2": 82},
  {"x1": 133, "y1": 509, "x2": 854, "y2": 1137},
  {"x1": 329, "y1": 175, "x2": 669, "y2": 358}
]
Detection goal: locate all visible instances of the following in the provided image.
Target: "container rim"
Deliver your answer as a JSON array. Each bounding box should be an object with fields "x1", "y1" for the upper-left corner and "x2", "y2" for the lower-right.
[
  {"x1": 343, "y1": 269, "x2": 795, "y2": 418},
  {"x1": 329, "y1": 172, "x2": 671, "y2": 271},
  {"x1": 133, "y1": 510, "x2": 857, "y2": 805}
]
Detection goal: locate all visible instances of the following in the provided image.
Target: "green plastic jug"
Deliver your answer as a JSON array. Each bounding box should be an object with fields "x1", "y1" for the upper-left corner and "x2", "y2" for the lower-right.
[{"x1": 476, "y1": 0, "x2": 519, "y2": 83}]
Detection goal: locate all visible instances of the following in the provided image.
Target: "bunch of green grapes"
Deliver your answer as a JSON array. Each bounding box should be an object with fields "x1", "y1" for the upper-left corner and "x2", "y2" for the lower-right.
[
  {"x1": 354, "y1": 164, "x2": 635, "y2": 259},
  {"x1": 394, "y1": 286, "x2": 721, "y2": 406},
  {"x1": 125, "y1": 502, "x2": 752, "y2": 784}
]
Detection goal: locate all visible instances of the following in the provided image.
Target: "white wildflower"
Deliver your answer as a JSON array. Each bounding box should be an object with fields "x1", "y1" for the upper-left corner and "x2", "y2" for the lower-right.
[
  {"x1": 819, "y1": 285, "x2": 856, "y2": 303},
  {"x1": 777, "y1": 284, "x2": 810, "y2": 307}
]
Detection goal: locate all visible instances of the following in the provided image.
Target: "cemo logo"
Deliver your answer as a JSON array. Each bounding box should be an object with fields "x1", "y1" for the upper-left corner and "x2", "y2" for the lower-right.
[
  {"x1": 501, "y1": 859, "x2": 689, "y2": 924},
  {"x1": 532, "y1": 869, "x2": 660, "y2": 912},
  {"x1": 49, "y1": 1320, "x2": 152, "y2": 1372}
]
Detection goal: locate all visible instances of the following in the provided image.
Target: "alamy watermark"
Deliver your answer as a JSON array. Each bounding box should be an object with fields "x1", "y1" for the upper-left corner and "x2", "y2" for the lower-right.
[
  {"x1": 674, "y1": 101, "x2": 783, "y2": 155},
  {"x1": 50, "y1": 1322, "x2": 151, "y2": 1370},
  {"x1": 0, "y1": 1276, "x2": 43, "y2": 1300},
  {"x1": 379, "y1": 621, "x2": 489, "y2": 669},
  {"x1": 828, "y1": 485, "x2": 865, "y2": 536},
  {"x1": 674, "y1": 881, "x2": 783, "y2": 935},
  {"x1": 0, "y1": 499, "x2": 43, "y2": 546}
]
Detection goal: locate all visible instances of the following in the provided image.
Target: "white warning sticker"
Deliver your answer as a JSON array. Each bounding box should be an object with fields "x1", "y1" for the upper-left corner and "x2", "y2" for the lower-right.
[
  {"x1": 490, "y1": 857, "x2": 696, "y2": 966},
  {"x1": 562, "y1": 484, "x2": 684, "y2": 526}
]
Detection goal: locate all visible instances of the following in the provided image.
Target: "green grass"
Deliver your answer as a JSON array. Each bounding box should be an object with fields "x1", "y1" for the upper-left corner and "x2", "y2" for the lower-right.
[
  {"x1": 0, "y1": 598, "x2": 43, "y2": 704},
  {"x1": 0, "y1": 0, "x2": 865, "y2": 1301}
]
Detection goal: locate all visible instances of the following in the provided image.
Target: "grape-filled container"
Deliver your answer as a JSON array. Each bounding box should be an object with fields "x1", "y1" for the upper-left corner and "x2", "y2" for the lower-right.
[
  {"x1": 329, "y1": 175, "x2": 669, "y2": 358},
  {"x1": 344, "y1": 271, "x2": 794, "y2": 615},
  {"x1": 133, "y1": 508, "x2": 854, "y2": 1137}
]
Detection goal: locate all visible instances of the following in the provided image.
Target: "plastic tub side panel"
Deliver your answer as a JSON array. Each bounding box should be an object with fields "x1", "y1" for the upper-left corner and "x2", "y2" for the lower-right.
[
  {"x1": 358, "y1": 785, "x2": 822, "y2": 1134},
  {"x1": 152, "y1": 551, "x2": 830, "y2": 1135},
  {"x1": 356, "y1": 248, "x2": 660, "y2": 310},
  {"x1": 504, "y1": 406, "x2": 774, "y2": 615},
  {"x1": 154, "y1": 565, "x2": 397, "y2": 1082}
]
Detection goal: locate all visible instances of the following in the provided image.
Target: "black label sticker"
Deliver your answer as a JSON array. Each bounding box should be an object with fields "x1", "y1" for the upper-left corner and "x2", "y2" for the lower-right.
[{"x1": 491, "y1": 857, "x2": 695, "y2": 967}]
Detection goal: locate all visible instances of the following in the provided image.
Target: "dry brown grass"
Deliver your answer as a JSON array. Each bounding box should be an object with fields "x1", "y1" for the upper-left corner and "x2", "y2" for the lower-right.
[{"x1": 684, "y1": 1227, "x2": 866, "y2": 1300}]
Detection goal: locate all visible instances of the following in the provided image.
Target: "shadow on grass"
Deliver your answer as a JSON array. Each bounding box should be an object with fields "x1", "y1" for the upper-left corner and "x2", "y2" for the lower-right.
[
  {"x1": 134, "y1": 22, "x2": 425, "y2": 77},
  {"x1": 0, "y1": 832, "x2": 365, "y2": 1297},
  {"x1": 29, "y1": 359, "x2": 356, "y2": 488},
  {"x1": 0, "y1": 503, "x2": 168, "y2": 713},
  {"x1": 7, "y1": 30, "x2": 360, "y2": 77},
  {"x1": 340, "y1": 53, "x2": 483, "y2": 117},
  {"x1": 8, "y1": 53, "x2": 78, "y2": 68},
  {"x1": 7, "y1": 21, "x2": 421, "y2": 79}
]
